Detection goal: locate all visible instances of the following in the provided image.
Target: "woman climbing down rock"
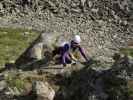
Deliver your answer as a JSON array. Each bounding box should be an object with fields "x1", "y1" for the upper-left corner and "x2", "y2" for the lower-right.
[{"x1": 53, "y1": 35, "x2": 90, "y2": 67}]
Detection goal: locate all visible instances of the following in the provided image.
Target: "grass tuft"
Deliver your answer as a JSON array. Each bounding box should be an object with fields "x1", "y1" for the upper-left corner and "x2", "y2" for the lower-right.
[{"x1": 0, "y1": 27, "x2": 39, "y2": 67}]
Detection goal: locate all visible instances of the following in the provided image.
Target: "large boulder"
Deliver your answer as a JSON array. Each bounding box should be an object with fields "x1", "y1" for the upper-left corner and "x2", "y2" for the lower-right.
[
  {"x1": 32, "y1": 81, "x2": 55, "y2": 100},
  {"x1": 15, "y1": 32, "x2": 61, "y2": 67},
  {"x1": 0, "y1": 80, "x2": 7, "y2": 91},
  {"x1": 30, "y1": 42, "x2": 44, "y2": 60}
]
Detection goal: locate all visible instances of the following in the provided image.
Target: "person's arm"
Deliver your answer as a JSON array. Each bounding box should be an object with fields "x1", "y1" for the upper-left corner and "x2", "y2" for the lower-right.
[
  {"x1": 79, "y1": 47, "x2": 88, "y2": 62},
  {"x1": 69, "y1": 52, "x2": 78, "y2": 62}
]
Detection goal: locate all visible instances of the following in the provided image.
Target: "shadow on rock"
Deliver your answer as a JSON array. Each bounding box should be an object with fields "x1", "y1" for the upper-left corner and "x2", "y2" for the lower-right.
[
  {"x1": 54, "y1": 64, "x2": 130, "y2": 100},
  {"x1": 13, "y1": 91, "x2": 37, "y2": 100},
  {"x1": 16, "y1": 58, "x2": 51, "y2": 71},
  {"x1": 0, "y1": 63, "x2": 16, "y2": 73}
]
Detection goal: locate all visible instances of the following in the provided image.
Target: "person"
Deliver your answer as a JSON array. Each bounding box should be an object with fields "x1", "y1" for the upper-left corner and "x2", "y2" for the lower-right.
[{"x1": 53, "y1": 35, "x2": 90, "y2": 66}]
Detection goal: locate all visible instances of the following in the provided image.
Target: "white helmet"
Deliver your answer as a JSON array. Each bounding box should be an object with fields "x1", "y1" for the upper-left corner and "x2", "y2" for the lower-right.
[{"x1": 73, "y1": 35, "x2": 81, "y2": 44}]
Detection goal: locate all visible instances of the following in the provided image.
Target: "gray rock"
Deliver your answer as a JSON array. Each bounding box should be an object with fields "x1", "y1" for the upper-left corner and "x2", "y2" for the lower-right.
[
  {"x1": 0, "y1": 81, "x2": 7, "y2": 91},
  {"x1": 32, "y1": 81, "x2": 55, "y2": 100},
  {"x1": 0, "y1": 3, "x2": 3, "y2": 10},
  {"x1": 5, "y1": 87, "x2": 21, "y2": 96},
  {"x1": 30, "y1": 42, "x2": 44, "y2": 60},
  {"x1": 41, "y1": 32, "x2": 60, "y2": 49}
]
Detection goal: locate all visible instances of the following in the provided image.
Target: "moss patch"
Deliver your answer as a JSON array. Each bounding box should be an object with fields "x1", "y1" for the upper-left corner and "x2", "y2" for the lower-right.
[
  {"x1": 0, "y1": 27, "x2": 39, "y2": 67},
  {"x1": 120, "y1": 48, "x2": 133, "y2": 57},
  {"x1": 6, "y1": 74, "x2": 25, "y2": 91},
  {"x1": 5, "y1": 72, "x2": 30, "y2": 93},
  {"x1": 127, "y1": 80, "x2": 133, "y2": 97}
]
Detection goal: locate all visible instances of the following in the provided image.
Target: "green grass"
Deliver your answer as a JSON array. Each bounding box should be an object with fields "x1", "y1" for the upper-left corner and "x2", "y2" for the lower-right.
[
  {"x1": 5, "y1": 73, "x2": 25, "y2": 91},
  {"x1": 0, "y1": 27, "x2": 39, "y2": 67},
  {"x1": 5, "y1": 72, "x2": 32, "y2": 94},
  {"x1": 127, "y1": 80, "x2": 133, "y2": 97},
  {"x1": 120, "y1": 48, "x2": 133, "y2": 57}
]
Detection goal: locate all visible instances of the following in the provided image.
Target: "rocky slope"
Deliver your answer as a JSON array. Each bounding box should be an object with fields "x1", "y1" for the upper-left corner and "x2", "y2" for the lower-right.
[
  {"x1": 0, "y1": 52, "x2": 132, "y2": 100},
  {"x1": 0, "y1": 0, "x2": 133, "y2": 100},
  {"x1": 0, "y1": 0, "x2": 133, "y2": 62}
]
